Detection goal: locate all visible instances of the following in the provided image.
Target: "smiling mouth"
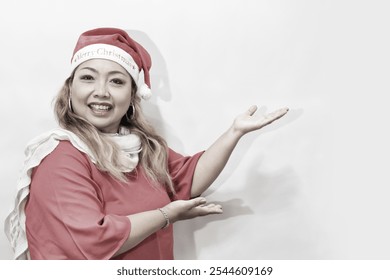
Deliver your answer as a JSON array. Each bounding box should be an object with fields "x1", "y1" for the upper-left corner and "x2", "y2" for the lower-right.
[{"x1": 89, "y1": 104, "x2": 113, "y2": 114}]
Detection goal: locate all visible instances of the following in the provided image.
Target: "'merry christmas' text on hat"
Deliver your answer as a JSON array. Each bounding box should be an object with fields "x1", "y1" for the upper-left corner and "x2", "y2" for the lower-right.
[{"x1": 70, "y1": 28, "x2": 152, "y2": 100}]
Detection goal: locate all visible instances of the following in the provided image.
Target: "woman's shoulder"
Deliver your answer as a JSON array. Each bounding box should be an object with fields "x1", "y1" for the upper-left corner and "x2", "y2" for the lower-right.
[
  {"x1": 167, "y1": 147, "x2": 204, "y2": 160},
  {"x1": 45, "y1": 140, "x2": 89, "y2": 161},
  {"x1": 55, "y1": 140, "x2": 86, "y2": 155},
  {"x1": 34, "y1": 140, "x2": 93, "y2": 178}
]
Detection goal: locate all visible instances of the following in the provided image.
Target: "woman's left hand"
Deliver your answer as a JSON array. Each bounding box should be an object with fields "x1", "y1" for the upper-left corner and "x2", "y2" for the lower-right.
[{"x1": 232, "y1": 105, "x2": 289, "y2": 137}]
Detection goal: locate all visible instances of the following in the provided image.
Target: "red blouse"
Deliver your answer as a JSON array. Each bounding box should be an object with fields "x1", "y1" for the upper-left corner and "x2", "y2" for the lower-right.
[{"x1": 25, "y1": 141, "x2": 202, "y2": 260}]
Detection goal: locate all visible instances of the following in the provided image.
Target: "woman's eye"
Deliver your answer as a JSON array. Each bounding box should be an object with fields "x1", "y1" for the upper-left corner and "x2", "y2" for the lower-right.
[
  {"x1": 80, "y1": 75, "x2": 94, "y2": 81},
  {"x1": 111, "y1": 78, "x2": 124, "y2": 85}
]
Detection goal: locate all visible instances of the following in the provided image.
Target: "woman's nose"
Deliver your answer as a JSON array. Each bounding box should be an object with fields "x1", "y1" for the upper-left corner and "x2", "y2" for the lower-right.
[{"x1": 94, "y1": 81, "x2": 109, "y2": 97}]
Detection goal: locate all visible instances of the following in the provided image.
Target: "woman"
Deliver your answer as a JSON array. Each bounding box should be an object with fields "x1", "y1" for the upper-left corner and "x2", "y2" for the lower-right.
[{"x1": 5, "y1": 27, "x2": 288, "y2": 260}]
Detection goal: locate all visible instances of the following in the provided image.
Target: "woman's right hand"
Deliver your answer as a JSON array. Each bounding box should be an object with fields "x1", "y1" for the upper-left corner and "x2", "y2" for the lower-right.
[
  {"x1": 116, "y1": 197, "x2": 222, "y2": 256},
  {"x1": 162, "y1": 197, "x2": 223, "y2": 224}
]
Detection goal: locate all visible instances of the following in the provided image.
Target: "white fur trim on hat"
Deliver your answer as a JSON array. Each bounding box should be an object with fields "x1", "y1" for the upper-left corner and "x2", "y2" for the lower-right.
[{"x1": 71, "y1": 43, "x2": 143, "y2": 85}]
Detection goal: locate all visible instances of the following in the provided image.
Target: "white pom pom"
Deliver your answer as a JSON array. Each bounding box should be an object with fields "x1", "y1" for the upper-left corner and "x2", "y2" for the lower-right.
[{"x1": 138, "y1": 84, "x2": 152, "y2": 100}]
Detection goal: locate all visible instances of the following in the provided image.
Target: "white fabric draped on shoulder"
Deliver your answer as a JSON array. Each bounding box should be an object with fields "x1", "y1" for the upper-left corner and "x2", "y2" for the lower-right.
[{"x1": 4, "y1": 127, "x2": 141, "y2": 260}]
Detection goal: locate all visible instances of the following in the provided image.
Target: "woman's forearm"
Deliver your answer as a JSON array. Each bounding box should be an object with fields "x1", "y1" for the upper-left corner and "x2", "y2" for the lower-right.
[
  {"x1": 114, "y1": 209, "x2": 167, "y2": 257},
  {"x1": 191, "y1": 126, "x2": 242, "y2": 197}
]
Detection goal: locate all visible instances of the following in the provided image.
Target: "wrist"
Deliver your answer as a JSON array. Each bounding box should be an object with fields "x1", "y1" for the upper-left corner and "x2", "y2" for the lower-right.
[
  {"x1": 227, "y1": 125, "x2": 244, "y2": 142},
  {"x1": 158, "y1": 208, "x2": 170, "y2": 229}
]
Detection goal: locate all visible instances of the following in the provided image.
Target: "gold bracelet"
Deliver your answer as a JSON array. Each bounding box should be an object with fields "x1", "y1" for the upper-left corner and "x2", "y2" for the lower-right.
[{"x1": 158, "y1": 208, "x2": 170, "y2": 229}]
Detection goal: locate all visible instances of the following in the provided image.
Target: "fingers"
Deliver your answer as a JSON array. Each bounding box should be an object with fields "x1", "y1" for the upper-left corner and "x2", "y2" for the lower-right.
[
  {"x1": 188, "y1": 198, "x2": 223, "y2": 216},
  {"x1": 200, "y1": 203, "x2": 223, "y2": 214},
  {"x1": 189, "y1": 197, "x2": 207, "y2": 208},
  {"x1": 195, "y1": 201, "x2": 223, "y2": 216},
  {"x1": 165, "y1": 198, "x2": 223, "y2": 223},
  {"x1": 246, "y1": 105, "x2": 288, "y2": 122},
  {"x1": 265, "y1": 107, "x2": 289, "y2": 123}
]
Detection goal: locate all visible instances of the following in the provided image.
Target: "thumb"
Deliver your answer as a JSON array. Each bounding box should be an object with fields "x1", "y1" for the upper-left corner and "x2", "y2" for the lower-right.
[
  {"x1": 246, "y1": 105, "x2": 258, "y2": 116},
  {"x1": 189, "y1": 197, "x2": 207, "y2": 208}
]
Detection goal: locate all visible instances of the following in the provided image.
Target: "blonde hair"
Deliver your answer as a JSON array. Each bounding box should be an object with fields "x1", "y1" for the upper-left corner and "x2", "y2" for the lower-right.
[{"x1": 54, "y1": 74, "x2": 174, "y2": 192}]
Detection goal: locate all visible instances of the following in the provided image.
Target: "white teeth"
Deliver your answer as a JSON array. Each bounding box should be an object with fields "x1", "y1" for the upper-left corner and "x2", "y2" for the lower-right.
[{"x1": 90, "y1": 104, "x2": 110, "y2": 111}]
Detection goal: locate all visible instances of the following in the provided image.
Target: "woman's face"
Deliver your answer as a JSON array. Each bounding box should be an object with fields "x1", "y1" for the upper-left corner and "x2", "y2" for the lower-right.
[{"x1": 70, "y1": 59, "x2": 133, "y2": 133}]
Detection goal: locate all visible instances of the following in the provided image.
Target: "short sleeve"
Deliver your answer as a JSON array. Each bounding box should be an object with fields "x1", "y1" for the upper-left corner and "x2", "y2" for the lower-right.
[
  {"x1": 25, "y1": 141, "x2": 131, "y2": 260},
  {"x1": 168, "y1": 148, "x2": 204, "y2": 200}
]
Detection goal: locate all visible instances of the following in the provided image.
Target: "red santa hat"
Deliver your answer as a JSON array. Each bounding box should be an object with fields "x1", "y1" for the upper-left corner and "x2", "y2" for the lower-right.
[{"x1": 70, "y1": 27, "x2": 152, "y2": 100}]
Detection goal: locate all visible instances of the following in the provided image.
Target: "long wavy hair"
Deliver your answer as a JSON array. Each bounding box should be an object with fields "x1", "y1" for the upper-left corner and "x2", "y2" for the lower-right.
[{"x1": 54, "y1": 73, "x2": 174, "y2": 192}]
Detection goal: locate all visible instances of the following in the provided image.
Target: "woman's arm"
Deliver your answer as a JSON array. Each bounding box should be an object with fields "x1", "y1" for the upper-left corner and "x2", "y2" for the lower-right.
[
  {"x1": 114, "y1": 197, "x2": 222, "y2": 256},
  {"x1": 95, "y1": 105, "x2": 288, "y2": 257},
  {"x1": 191, "y1": 105, "x2": 289, "y2": 197}
]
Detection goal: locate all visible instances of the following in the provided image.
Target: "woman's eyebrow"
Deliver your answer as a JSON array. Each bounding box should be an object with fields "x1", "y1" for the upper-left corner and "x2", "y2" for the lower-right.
[
  {"x1": 79, "y1": 66, "x2": 98, "y2": 73},
  {"x1": 79, "y1": 67, "x2": 127, "y2": 76}
]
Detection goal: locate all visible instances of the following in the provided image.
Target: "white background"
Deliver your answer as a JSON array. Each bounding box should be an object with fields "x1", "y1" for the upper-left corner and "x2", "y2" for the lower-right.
[{"x1": 0, "y1": 0, "x2": 389, "y2": 260}]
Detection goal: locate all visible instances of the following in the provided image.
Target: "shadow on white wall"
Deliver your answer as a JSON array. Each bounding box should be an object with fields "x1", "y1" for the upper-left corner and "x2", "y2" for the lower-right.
[{"x1": 125, "y1": 30, "x2": 307, "y2": 259}]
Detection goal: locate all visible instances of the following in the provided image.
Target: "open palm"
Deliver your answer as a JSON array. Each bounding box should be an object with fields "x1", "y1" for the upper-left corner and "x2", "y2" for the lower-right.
[{"x1": 233, "y1": 105, "x2": 289, "y2": 136}]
